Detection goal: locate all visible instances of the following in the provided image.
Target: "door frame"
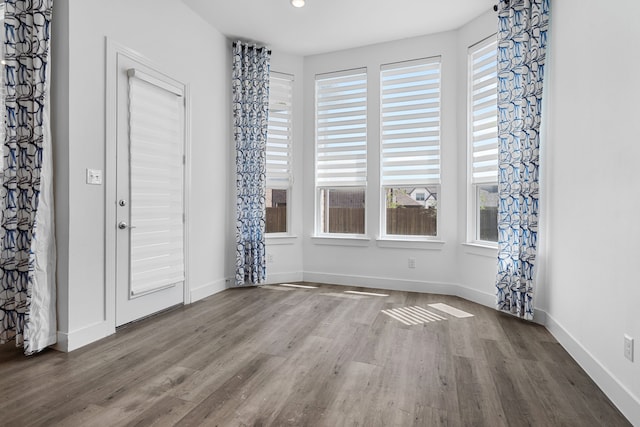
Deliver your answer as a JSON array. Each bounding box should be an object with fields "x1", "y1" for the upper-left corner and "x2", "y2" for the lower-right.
[{"x1": 105, "y1": 38, "x2": 192, "y2": 330}]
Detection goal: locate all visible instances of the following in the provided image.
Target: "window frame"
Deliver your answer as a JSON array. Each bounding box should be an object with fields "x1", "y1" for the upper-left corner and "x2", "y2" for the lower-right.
[
  {"x1": 467, "y1": 34, "x2": 499, "y2": 246},
  {"x1": 316, "y1": 186, "x2": 367, "y2": 237},
  {"x1": 314, "y1": 68, "x2": 368, "y2": 238},
  {"x1": 380, "y1": 185, "x2": 440, "y2": 240},
  {"x1": 266, "y1": 71, "x2": 294, "y2": 236},
  {"x1": 379, "y1": 57, "x2": 442, "y2": 241}
]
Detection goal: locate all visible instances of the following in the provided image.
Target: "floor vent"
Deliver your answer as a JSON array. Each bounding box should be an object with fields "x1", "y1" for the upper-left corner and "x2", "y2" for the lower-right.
[{"x1": 381, "y1": 306, "x2": 446, "y2": 325}]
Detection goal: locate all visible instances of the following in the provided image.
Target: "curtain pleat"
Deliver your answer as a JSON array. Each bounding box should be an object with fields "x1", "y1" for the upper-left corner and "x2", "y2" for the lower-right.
[
  {"x1": 495, "y1": 0, "x2": 550, "y2": 320},
  {"x1": 232, "y1": 41, "x2": 270, "y2": 287},
  {"x1": 0, "y1": 0, "x2": 56, "y2": 354}
]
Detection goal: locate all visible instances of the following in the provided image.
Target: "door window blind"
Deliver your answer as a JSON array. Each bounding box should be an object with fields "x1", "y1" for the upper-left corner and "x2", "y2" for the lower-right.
[
  {"x1": 380, "y1": 57, "x2": 441, "y2": 186},
  {"x1": 128, "y1": 70, "x2": 184, "y2": 296},
  {"x1": 315, "y1": 69, "x2": 367, "y2": 187},
  {"x1": 469, "y1": 36, "x2": 498, "y2": 184},
  {"x1": 267, "y1": 72, "x2": 293, "y2": 188}
]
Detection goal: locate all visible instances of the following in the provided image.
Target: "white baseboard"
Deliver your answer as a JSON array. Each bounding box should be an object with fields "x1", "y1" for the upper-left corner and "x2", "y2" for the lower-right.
[
  {"x1": 54, "y1": 320, "x2": 115, "y2": 352},
  {"x1": 54, "y1": 279, "x2": 228, "y2": 353},
  {"x1": 545, "y1": 313, "x2": 640, "y2": 425},
  {"x1": 455, "y1": 282, "x2": 495, "y2": 308},
  {"x1": 304, "y1": 271, "x2": 545, "y2": 321},
  {"x1": 265, "y1": 270, "x2": 304, "y2": 285},
  {"x1": 190, "y1": 278, "x2": 227, "y2": 302},
  {"x1": 303, "y1": 271, "x2": 457, "y2": 295},
  {"x1": 455, "y1": 283, "x2": 547, "y2": 325}
]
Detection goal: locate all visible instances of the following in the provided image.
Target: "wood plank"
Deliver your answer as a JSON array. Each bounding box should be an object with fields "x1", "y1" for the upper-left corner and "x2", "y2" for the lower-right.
[{"x1": 0, "y1": 283, "x2": 631, "y2": 427}]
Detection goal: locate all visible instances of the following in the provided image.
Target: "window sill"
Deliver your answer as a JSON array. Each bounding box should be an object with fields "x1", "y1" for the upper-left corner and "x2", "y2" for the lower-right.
[
  {"x1": 376, "y1": 238, "x2": 445, "y2": 250},
  {"x1": 462, "y1": 242, "x2": 498, "y2": 258},
  {"x1": 266, "y1": 234, "x2": 298, "y2": 245},
  {"x1": 311, "y1": 235, "x2": 371, "y2": 247}
]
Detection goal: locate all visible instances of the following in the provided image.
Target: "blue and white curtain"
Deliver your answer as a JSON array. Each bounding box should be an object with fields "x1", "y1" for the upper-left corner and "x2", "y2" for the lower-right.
[
  {"x1": 0, "y1": 0, "x2": 56, "y2": 354},
  {"x1": 495, "y1": 0, "x2": 549, "y2": 320},
  {"x1": 232, "y1": 41, "x2": 270, "y2": 287}
]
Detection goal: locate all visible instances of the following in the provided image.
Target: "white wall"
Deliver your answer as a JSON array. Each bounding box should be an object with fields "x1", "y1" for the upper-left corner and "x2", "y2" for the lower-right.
[
  {"x1": 544, "y1": 0, "x2": 640, "y2": 423},
  {"x1": 300, "y1": 22, "x2": 502, "y2": 302},
  {"x1": 51, "y1": 0, "x2": 70, "y2": 336},
  {"x1": 53, "y1": 0, "x2": 229, "y2": 350},
  {"x1": 455, "y1": 10, "x2": 503, "y2": 309}
]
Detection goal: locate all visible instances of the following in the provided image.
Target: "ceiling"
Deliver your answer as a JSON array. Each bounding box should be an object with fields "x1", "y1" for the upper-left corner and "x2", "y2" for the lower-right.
[{"x1": 181, "y1": 0, "x2": 495, "y2": 56}]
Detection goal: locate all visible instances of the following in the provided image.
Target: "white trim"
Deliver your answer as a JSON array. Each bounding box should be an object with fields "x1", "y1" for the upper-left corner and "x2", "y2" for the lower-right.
[
  {"x1": 54, "y1": 320, "x2": 115, "y2": 353},
  {"x1": 183, "y1": 83, "x2": 192, "y2": 304},
  {"x1": 311, "y1": 235, "x2": 371, "y2": 247},
  {"x1": 105, "y1": 37, "x2": 119, "y2": 332},
  {"x1": 265, "y1": 271, "x2": 304, "y2": 285},
  {"x1": 545, "y1": 314, "x2": 640, "y2": 425},
  {"x1": 461, "y1": 242, "x2": 498, "y2": 257},
  {"x1": 190, "y1": 279, "x2": 227, "y2": 303},
  {"x1": 376, "y1": 238, "x2": 445, "y2": 250},
  {"x1": 266, "y1": 234, "x2": 298, "y2": 245},
  {"x1": 303, "y1": 271, "x2": 457, "y2": 295}
]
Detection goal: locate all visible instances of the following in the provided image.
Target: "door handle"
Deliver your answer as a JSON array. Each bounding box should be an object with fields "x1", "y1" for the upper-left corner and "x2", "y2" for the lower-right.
[{"x1": 118, "y1": 221, "x2": 137, "y2": 230}]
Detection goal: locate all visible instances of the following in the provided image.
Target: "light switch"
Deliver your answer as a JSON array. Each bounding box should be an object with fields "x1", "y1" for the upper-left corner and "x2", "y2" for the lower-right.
[{"x1": 86, "y1": 168, "x2": 103, "y2": 185}]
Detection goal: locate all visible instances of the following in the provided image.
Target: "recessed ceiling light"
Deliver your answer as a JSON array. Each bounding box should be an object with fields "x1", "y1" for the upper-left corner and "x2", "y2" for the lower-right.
[{"x1": 291, "y1": 0, "x2": 305, "y2": 8}]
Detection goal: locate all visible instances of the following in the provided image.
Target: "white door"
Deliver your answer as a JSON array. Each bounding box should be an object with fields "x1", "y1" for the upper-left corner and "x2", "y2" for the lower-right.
[{"x1": 115, "y1": 54, "x2": 185, "y2": 326}]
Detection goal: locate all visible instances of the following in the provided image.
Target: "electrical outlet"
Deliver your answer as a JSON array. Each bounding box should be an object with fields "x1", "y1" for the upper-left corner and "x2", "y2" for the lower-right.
[
  {"x1": 624, "y1": 335, "x2": 634, "y2": 362},
  {"x1": 408, "y1": 257, "x2": 416, "y2": 269},
  {"x1": 267, "y1": 254, "x2": 274, "y2": 264},
  {"x1": 86, "y1": 168, "x2": 103, "y2": 185}
]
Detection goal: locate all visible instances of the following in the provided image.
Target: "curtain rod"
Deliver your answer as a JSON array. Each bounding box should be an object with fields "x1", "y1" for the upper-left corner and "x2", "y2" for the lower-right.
[{"x1": 232, "y1": 41, "x2": 272, "y2": 55}]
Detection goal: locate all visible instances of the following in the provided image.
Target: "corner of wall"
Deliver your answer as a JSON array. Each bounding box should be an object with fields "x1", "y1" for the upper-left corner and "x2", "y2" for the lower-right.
[
  {"x1": 545, "y1": 314, "x2": 640, "y2": 425},
  {"x1": 51, "y1": 0, "x2": 71, "y2": 340},
  {"x1": 191, "y1": 278, "x2": 228, "y2": 303},
  {"x1": 54, "y1": 321, "x2": 114, "y2": 353}
]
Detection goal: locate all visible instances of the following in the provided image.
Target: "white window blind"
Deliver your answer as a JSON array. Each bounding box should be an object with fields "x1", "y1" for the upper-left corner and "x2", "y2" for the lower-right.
[
  {"x1": 380, "y1": 57, "x2": 441, "y2": 186},
  {"x1": 267, "y1": 72, "x2": 293, "y2": 187},
  {"x1": 469, "y1": 36, "x2": 498, "y2": 184},
  {"x1": 315, "y1": 69, "x2": 367, "y2": 186},
  {"x1": 128, "y1": 71, "x2": 184, "y2": 296}
]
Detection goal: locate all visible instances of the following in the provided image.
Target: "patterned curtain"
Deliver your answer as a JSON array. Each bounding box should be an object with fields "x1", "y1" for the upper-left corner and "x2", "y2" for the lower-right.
[
  {"x1": 232, "y1": 41, "x2": 270, "y2": 287},
  {"x1": 495, "y1": 0, "x2": 550, "y2": 320},
  {"x1": 0, "y1": 0, "x2": 56, "y2": 354}
]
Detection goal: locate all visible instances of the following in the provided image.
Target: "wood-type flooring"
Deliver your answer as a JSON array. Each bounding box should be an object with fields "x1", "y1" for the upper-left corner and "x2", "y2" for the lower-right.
[{"x1": 0, "y1": 283, "x2": 632, "y2": 426}]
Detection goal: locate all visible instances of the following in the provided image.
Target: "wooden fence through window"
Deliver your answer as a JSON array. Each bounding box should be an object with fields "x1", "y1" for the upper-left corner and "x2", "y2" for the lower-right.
[
  {"x1": 386, "y1": 208, "x2": 436, "y2": 236},
  {"x1": 267, "y1": 206, "x2": 498, "y2": 239},
  {"x1": 266, "y1": 206, "x2": 287, "y2": 233}
]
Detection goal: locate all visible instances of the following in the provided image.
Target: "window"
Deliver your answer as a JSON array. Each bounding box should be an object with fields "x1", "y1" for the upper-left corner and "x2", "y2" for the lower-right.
[
  {"x1": 380, "y1": 57, "x2": 441, "y2": 238},
  {"x1": 468, "y1": 36, "x2": 498, "y2": 243},
  {"x1": 315, "y1": 69, "x2": 367, "y2": 235},
  {"x1": 266, "y1": 72, "x2": 293, "y2": 234}
]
